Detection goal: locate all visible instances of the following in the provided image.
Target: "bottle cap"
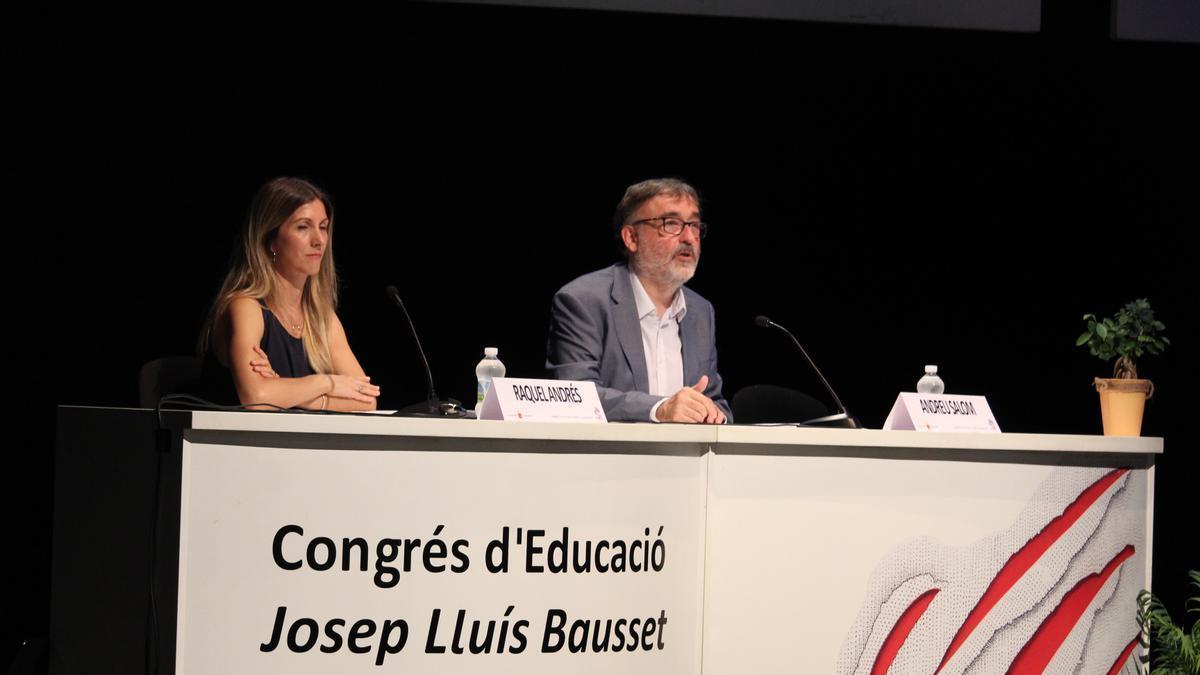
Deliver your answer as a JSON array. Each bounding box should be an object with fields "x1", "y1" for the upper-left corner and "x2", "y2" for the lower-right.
[
  {"x1": 484, "y1": 347, "x2": 499, "y2": 357},
  {"x1": 924, "y1": 365, "x2": 938, "y2": 374}
]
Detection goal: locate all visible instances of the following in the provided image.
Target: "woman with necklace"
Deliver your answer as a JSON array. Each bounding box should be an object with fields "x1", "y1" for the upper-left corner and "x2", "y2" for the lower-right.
[{"x1": 198, "y1": 177, "x2": 379, "y2": 411}]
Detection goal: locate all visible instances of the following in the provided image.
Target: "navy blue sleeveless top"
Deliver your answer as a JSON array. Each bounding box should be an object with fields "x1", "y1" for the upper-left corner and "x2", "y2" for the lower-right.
[
  {"x1": 194, "y1": 305, "x2": 315, "y2": 405},
  {"x1": 260, "y1": 307, "x2": 315, "y2": 378}
]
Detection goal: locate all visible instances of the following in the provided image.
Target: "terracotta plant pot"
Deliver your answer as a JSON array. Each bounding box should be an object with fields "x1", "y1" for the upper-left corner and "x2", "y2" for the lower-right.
[{"x1": 1093, "y1": 378, "x2": 1154, "y2": 436}]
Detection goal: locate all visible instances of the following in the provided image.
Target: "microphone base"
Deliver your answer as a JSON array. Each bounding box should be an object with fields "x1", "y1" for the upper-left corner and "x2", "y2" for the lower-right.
[
  {"x1": 392, "y1": 398, "x2": 471, "y2": 418},
  {"x1": 796, "y1": 412, "x2": 863, "y2": 429}
]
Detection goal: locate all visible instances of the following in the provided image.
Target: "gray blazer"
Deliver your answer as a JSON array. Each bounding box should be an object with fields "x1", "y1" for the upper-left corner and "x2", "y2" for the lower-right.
[{"x1": 546, "y1": 262, "x2": 732, "y2": 422}]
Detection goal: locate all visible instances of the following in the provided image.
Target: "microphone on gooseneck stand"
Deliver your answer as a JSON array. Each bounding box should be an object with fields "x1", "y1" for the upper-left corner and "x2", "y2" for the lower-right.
[
  {"x1": 753, "y1": 315, "x2": 862, "y2": 428},
  {"x1": 386, "y1": 285, "x2": 468, "y2": 418}
]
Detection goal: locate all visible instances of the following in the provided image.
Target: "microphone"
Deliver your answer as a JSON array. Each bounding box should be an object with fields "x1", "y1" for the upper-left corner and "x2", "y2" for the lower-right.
[
  {"x1": 753, "y1": 315, "x2": 861, "y2": 428},
  {"x1": 386, "y1": 285, "x2": 468, "y2": 418}
]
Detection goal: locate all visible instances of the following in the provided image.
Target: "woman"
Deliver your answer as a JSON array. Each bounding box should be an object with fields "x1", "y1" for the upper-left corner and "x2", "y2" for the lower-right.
[{"x1": 200, "y1": 177, "x2": 379, "y2": 410}]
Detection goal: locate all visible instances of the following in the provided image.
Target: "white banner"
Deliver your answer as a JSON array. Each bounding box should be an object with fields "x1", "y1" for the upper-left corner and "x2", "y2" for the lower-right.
[
  {"x1": 703, "y1": 455, "x2": 1148, "y2": 675},
  {"x1": 177, "y1": 426, "x2": 1150, "y2": 674},
  {"x1": 178, "y1": 441, "x2": 707, "y2": 674}
]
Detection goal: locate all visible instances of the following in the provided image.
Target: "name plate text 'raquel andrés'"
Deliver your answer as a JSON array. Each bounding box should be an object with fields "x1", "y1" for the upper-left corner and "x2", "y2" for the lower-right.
[{"x1": 478, "y1": 377, "x2": 607, "y2": 422}]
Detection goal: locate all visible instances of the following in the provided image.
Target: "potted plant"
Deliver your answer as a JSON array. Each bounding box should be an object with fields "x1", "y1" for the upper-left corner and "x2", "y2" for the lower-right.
[
  {"x1": 1136, "y1": 570, "x2": 1199, "y2": 674},
  {"x1": 1075, "y1": 298, "x2": 1169, "y2": 436}
]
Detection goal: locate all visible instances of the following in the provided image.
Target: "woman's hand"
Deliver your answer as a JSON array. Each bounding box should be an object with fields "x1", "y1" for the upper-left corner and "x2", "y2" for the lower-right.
[
  {"x1": 327, "y1": 374, "x2": 381, "y2": 403},
  {"x1": 249, "y1": 346, "x2": 279, "y2": 378}
]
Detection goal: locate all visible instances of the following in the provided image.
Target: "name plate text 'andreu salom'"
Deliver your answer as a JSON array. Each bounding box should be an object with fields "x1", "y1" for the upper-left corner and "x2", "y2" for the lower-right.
[{"x1": 883, "y1": 392, "x2": 1000, "y2": 432}]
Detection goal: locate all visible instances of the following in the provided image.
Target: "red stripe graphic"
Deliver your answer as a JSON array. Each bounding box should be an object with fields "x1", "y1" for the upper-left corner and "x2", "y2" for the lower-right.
[
  {"x1": 935, "y1": 468, "x2": 1129, "y2": 672},
  {"x1": 1007, "y1": 545, "x2": 1136, "y2": 674},
  {"x1": 870, "y1": 589, "x2": 940, "y2": 675},
  {"x1": 1105, "y1": 635, "x2": 1142, "y2": 675}
]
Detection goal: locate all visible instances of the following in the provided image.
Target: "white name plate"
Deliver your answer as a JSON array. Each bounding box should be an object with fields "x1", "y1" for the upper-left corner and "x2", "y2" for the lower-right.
[
  {"x1": 882, "y1": 392, "x2": 1001, "y2": 432},
  {"x1": 477, "y1": 377, "x2": 608, "y2": 423}
]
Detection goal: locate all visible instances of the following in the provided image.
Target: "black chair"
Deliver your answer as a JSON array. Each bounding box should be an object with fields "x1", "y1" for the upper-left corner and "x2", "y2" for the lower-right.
[
  {"x1": 731, "y1": 384, "x2": 831, "y2": 424},
  {"x1": 138, "y1": 356, "x2": 202, "y2": 408}
]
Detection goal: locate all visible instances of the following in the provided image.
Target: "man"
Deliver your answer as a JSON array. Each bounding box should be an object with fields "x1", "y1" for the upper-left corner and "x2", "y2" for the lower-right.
[{"x1": 546, "y1": 178, "x2": 731, "y2": 423}]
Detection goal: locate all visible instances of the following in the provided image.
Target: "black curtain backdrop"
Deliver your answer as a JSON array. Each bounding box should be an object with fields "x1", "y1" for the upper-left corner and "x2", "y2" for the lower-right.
[{"x1": 8, "y1": 2, "x2": 1197, "y2": 666}]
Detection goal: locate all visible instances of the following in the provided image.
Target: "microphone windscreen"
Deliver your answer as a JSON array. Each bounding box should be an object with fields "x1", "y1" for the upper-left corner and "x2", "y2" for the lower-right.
[{"x1": 753, "y1": 315, "x2": 772, "y2": 328}]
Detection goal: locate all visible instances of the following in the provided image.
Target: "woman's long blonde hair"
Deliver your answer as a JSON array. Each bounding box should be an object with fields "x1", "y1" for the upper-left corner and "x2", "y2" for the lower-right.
[{"x1": 201, "y1": 177, "x2": 338, "y2": 374}]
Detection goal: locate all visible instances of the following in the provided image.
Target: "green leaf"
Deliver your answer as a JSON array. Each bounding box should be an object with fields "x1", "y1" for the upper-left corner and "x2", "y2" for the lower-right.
[{"x1": 1077, "y1": 299, "x2": 1169, "y2": 366}]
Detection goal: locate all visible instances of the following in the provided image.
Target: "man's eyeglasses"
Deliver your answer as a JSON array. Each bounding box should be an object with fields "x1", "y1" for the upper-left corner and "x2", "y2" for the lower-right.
[{"x1": 631, "y1": 216, "x2": 708, "y2": 238}]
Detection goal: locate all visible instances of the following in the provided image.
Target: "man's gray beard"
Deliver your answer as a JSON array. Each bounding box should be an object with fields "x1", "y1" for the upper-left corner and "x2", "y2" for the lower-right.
[{"x1": 631, "y1": 253, "x2": 697, "y2": 290}]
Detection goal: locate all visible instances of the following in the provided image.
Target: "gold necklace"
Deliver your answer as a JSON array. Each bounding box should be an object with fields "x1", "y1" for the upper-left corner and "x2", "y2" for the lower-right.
[{"x1": 272, "y1": 303, "x2": 303, "y2": 334}]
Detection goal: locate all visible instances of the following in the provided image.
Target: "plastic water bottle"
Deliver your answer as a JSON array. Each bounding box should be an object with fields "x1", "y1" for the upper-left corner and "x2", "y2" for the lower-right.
[
  {"x1": 475, "y1": 347, "x2": 506, "y2": 407},
  {"x1": 916, "y1": 365, "x2": 945, "y2": 394}
]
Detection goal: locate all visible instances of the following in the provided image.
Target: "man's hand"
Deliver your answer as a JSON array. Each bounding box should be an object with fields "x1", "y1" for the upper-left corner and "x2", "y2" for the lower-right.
[{"x1": 655, "y1": 375, "x2": 726, "y2": 424}]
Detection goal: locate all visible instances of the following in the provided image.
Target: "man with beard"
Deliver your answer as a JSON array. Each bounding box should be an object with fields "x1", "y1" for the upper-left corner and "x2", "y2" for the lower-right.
[{"x1": 546, "y1": 178, "x2": 731, "y2": 423}]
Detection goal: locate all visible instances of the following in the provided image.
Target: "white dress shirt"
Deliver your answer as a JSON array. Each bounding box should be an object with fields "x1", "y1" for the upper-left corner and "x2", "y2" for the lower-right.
[{"x1": 630, "y1": 270, "x2": 687, "y2": 422}]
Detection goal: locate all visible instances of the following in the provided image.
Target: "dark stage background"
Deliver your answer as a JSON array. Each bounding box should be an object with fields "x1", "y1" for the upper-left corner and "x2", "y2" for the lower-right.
[{"x1": 8, "y1": 2, "x2": 1197, "y2": 667}]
